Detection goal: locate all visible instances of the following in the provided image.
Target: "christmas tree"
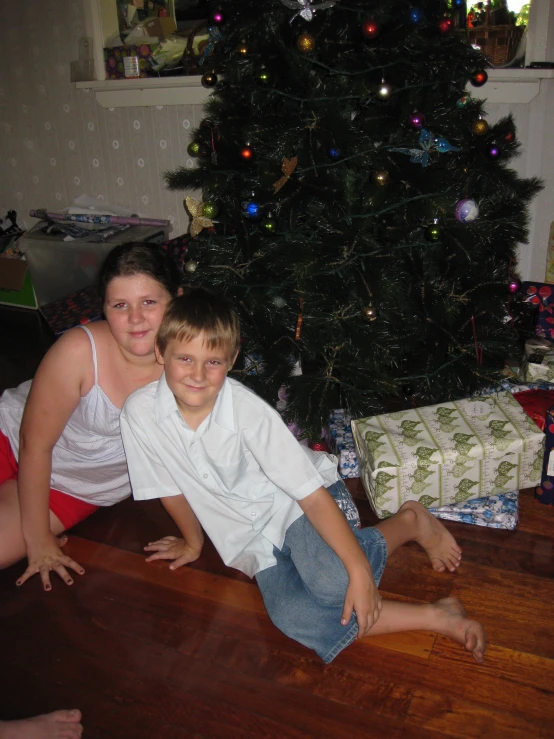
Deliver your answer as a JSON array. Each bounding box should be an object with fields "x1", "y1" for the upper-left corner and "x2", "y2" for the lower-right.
[{"x1": 166, "y1": 0, "x2": 541, "y2": 438}]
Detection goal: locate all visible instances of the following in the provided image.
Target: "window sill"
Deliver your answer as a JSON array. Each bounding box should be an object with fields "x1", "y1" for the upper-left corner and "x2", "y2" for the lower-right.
[
  {"x1": 469, "y1": 68, "x2": 554, "y2": 104},
  {"x1": 74, "y1": 76, "x2": 211, "y2": 108}
]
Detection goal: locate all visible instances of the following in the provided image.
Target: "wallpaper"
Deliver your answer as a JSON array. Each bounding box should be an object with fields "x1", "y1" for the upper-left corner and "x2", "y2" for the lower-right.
[{"x1": 0, "y1": 0, "x2": 198, "y2": 237}]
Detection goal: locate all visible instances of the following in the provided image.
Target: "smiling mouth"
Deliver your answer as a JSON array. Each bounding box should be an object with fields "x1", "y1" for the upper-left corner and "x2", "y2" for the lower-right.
[
  {"x1": 184, "y1": 385, "x2": 207, "y2": 392},
  {"x1": 129, "y1": 330, "x2": 149, "y2": 338}
]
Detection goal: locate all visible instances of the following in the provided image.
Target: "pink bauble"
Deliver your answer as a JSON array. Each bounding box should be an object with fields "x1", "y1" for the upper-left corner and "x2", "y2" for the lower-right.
[{"x1": 508, "y1": 279, "x2": 521, "y2": 294}]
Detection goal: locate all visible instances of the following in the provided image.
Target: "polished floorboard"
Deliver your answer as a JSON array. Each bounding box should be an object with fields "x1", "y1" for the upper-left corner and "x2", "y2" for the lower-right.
[{"x1": 0, "y1": 306, "x2": 553, "y2": 738}]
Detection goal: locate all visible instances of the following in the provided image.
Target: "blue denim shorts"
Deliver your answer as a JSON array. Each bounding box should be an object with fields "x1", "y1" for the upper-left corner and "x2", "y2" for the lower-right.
[{"x1": 255, "y1": 479, "x2": 388, "y2": 663}]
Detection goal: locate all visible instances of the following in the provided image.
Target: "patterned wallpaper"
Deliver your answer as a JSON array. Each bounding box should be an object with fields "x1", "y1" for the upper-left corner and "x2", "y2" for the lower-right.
[{"x1": 0, "y1": 0, "x2": 198, "y2": 237}]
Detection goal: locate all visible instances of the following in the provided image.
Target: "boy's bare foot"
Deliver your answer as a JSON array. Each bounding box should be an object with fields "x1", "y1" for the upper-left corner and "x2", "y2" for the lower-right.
[
  {"x1": 432, "y1": 597, "x2": 486, "y2": 663},
  {"x1": 0, "y1": 710, "x2": 82, "y2": 739},
  {"x1": 399, "y1": 500, "x2": 462, "y2": 573}
]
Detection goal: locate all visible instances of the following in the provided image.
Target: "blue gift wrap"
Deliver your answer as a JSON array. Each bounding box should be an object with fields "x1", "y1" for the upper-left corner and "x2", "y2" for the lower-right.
[
  {"x1": 324, "y1": 409, "x2": 359, "y2": 479},
  {"x1": 429, "y1": 491, "x2": 519, "y2": 529}
]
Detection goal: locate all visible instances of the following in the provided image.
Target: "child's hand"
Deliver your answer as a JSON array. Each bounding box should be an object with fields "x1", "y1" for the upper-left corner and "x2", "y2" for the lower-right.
[
  {"x1": 144, "y1": 535, "x2": 201, "y2": 570},
  {"x1": 16, "y1": 533, "x2": 85, "y2": 591},
  {"x1": 341, "y1": 570, "x2": 383, "y2": 638}
]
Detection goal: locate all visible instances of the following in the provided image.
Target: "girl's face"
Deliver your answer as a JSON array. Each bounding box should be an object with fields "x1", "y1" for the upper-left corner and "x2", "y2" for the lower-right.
[{"x1": 104, "y1": 274, "x2": 172, "y2": 359}]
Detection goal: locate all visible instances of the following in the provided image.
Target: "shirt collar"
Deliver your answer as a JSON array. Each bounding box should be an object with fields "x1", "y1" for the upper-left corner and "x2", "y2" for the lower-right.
[{"x1": 154, "y1": 373, "x2": 236, "y2": 432}]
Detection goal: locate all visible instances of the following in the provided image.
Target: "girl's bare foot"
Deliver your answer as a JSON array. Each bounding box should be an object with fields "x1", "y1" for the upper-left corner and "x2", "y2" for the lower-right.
[
  {"x1": 399, "y1": 500, "x2": 462, "y2": 573},
  {"x1": 0, "y1": 710, "x2": 82, "y2": 739},
  {"x1": 433, "y1": 597, "x2": 486, "y2": 663}
]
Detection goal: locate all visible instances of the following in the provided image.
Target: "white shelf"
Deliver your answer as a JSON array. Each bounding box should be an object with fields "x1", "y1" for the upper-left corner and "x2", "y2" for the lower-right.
[
  {"x1": 470, "y1": 68, "x2": 554, "y2": 104},
  {"x1": 75, "y1": 76, "x2": 212, "y2": 108}
]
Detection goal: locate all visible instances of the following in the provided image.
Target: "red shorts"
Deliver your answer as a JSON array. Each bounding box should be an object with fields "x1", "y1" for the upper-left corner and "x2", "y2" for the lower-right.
[{"x1": 0, "y1": 430, "x2": 99, "y2": 530}]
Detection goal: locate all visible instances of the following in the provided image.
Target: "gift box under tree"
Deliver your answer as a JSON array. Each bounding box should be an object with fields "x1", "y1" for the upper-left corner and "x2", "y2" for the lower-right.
[{"x1": 351, "y1": 392, "x2": 544, "y2": 519}]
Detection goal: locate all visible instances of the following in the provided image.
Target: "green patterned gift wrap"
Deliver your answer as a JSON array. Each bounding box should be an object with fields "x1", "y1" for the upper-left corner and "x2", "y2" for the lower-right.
[{"x1": 351, "y1": 393, "x2": 545, "y2": 519}]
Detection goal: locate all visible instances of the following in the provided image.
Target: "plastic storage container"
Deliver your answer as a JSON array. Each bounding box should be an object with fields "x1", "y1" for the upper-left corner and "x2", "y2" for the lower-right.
[{"x1": 20, "y1": 224, "x2": 169, "y2": 306}]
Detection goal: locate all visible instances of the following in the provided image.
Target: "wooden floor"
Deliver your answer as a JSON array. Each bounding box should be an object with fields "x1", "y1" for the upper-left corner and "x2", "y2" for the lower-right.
[{"x1": 1, "y1": 305, "x2": 554, "y2": 738}]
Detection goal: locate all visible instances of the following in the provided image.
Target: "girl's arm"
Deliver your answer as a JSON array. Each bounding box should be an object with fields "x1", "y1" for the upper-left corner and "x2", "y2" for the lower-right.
[
  {"x1": 16, "y1": 329, "x2": 95, "y2": 590},
  {"x1": 298, "y1": 486, "x2": 382, "y2": 637},
  {"x1": 143, "y1": 494, "x2": 205, "y2": 569}
]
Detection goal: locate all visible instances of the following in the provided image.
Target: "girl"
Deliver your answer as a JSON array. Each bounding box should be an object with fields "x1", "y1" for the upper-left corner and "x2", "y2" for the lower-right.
[{"x1": 0, "y1": 242, "x2": 182, "y2": 590}]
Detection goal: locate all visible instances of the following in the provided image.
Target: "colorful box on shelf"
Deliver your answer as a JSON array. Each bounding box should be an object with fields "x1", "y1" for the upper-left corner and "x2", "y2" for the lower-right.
[
  {"x1": 429, "y1": 491, "x2": 519, "y2": 530},
  {"x1": 323, "y1": 409, "x2": 359, "y2": 479},
  {"x1": 351, "y1": 392, "x2": 544, "y2": 519},
  {"x1": 104, "y1": 43, "x2": 159, "y2": 80}
]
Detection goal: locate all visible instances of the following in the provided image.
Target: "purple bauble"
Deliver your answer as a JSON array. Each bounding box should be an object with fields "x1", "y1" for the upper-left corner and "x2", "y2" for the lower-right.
[
  {"x1": 211, "y1": 9, "x2": 224, "y2": 24},
  {"x1": 455, "y1": 198, "x2": 479, "y2": 223},
  {"x1": 408, "y1": 111, "x2": 425, "y2": 129},
  {"x1": 508, "y1": 279, "x2": 521, "y2": 294},
  {"x1": 487, "y1": 144, "x2": 501, "y2": 158}
]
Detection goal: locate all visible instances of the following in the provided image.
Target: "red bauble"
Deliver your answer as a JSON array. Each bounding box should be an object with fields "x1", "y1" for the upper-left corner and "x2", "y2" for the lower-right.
[
  {"x1": 504, "y1": 130, "x2": 516, "y2": 143},
  {"x1": 470, "y1": 70, "x2": 488, "y2": 87},
  {"x1": 311, "y1": 440, "x2": 330, "y2": 453},
  {"x1": 240, "y1": 146, "x2": 253, "y2": 161},
  {"x1": 362, "y1": 19, "x2": 381, "y2": 39},
  {"x1": 439, "y1": 17, "x2": 453, "y2": 33}
]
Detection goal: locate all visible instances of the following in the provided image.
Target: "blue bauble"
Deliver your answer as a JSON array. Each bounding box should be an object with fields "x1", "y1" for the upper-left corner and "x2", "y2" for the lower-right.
[
  {"x1": 409, "y1": 7, "x2": 423, "y2": 22},
  {"x1": 241, "y1": 200, "x2": 261, "y2": 219},
  {"x1": 455, "y1": 198, "x2": 479, "y2": 223},
  {"x1": 328, "y1": 147, "x2": 341, "y2": 160}
]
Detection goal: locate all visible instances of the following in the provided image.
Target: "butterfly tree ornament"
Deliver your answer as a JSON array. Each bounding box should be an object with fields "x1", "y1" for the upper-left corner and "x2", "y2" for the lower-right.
[
  {"x1": 280, "y1": 0, "x2": 337, "y2": 23},
  {"x1": 389, "y1": 128, "x2": 460, "y2": 167},
  {"x1": 184, "y1": 197, "x2": 215, "y2": 237}
]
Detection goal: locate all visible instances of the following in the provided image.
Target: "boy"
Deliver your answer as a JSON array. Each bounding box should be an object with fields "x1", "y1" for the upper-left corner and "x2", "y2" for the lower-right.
[{"x1": 120, "y1": 288, "x2": 486, "y2": 664}]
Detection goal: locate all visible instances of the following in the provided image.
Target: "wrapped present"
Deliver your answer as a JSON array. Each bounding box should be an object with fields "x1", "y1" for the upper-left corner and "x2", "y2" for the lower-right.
[
  {"x1": 430, "y1": 491, "x2": 519, "y2": 530},
  {"x1": 519, "y1": 337, "x2": 554, "y2": 383},
  {"x1": 512, "y1": 388, "x2": 554, "y2": 431},
  {"x1": 351, "y1": 392, "x2": 544, "y2": 519},
  {"x1": 40, "y1": 285, "x2": 103, "y2": 336},
  {"x1": 521, "y1": 281, "x2": 554, "y2": 343},
  {"x1": 535, "y1": 406, "x2": 554, "y2": 505},
  {"x1": 104, "y1": 43, "x2": 159, "y2": 80},
  {"x1": 323, "y1": 409, "x2": 359, "y2": 479}
]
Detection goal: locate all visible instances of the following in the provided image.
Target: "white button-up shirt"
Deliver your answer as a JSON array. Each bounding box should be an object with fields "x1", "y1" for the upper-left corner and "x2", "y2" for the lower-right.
[{"x1": 120, "y1": 375, "x2": 340, "y2": 578}]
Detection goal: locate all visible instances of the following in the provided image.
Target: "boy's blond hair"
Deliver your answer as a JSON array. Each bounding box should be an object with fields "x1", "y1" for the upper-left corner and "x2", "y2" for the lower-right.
[{"x1": 156, "y1": 286, "x2": 241, "y2": 357}]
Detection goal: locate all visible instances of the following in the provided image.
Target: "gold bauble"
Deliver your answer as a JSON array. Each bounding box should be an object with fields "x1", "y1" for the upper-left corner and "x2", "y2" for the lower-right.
[
  {"x1": 373, "y1": 169, "x2": 390, "y2": 186},
  {"x1": 237, "y1": 43, "x2": 248, "y2": 56},
  {"x1": 184, "y1": 260, "x2": 199, "y2": 273},
  {"x1": 471, "y1": 118, "x2": 489, "y2": 136},
  {"x1": 297, "y1": 33, "x2": 316, "y2": 53},
  {"x1": 361, "y1": 305, "x2": 378, "y2": 322}
]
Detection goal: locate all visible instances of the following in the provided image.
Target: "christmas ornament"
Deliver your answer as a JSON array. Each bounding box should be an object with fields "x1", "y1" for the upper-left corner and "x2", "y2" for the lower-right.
[
  {"x1": 328, "y1": 147, "x2": 341, "y2": 160},
  {"x1": 438, "y1": 16, "x2": 453, "y2": 33},
  {"x1": 184, "y1": 197, "x2": 215, "y2": 237},
  {"x1": 471, "y1": 118, "x2": 489, "y2": 135},
  {"x1": 486, "y1": 143, "x2": 501, "y2": 159},
  {"x1": 504, "y1": 130, "x2": 515, "y2": 143},
  {"x1": 409, "y1": 8, "x2": 423, "y2": 23},
  {"x1": 456, "y1": 95, "x2": 471, "y2": 109},
  {"x1": 408, "y1": 111, "x2": 425, "y2": 129},
  {"x1": 297, "y1": 32, "x2": 316, "y2": 53},
  {"x1": 237, "y1": 43, "x2": 248, "y2": 56},
  {"x1": 424, "y1": 220, "x2": 442, "y2": 242},
  {"x1": 508, "y1": 279, "x2": 521, "y2": 294},
  {"x1": 280, "y1": 0, "x2": 337, "y2": 23},
  {"x1": 201, "y1": 72, "x2": 218, "y2": 88},
  {"x1": 184, "y1": 260, "x2": 199, "y2": 273},
  {"x1": 455, "y1": 198, "x2": 479, "y2": 223},
  {"x1": 198, "y1": 25, "x2": 224, "y2": 66},
  {"x1": 376, "y1": 81, "x2": 392, "y2": 99},
  {"x1": 390, "y1": 128, "x2": 460, "y2": 167},
  {"x1": 241, "y1": 198, "x2": 261, "y2": 220},
  {"x1": 470, "y1": 70, "x2": 488, "y2": 87},
  {"x1": 272, "y1": 296, "x2": 287, "y2": 308},
  {"x1": 311, "y1": 440, "x2": 330, "y2": 452},
  {"x1": 373, "y1": 169, "x2": 390, "y2": 186},
  {"x1": 210, "y1": 8, "x2": 224, "y2": 24},
  {"x1": 261, "y1": 216, "x2": 277, "y2": 234},
  {"x1": 256, "y1": 67, "x2": 272, "y2": 84},
  {"x1": 295, "y1": 297, "x2": 304, "y2": 340},
  {"x1": 273, "y1": 156, "x2": 298, "y2": 193},
  {"x1": 240, "y1": 145, "x2": 254, "y2": 161},
  {"x1": 201, "y1": 201, "x2": 219, "y2": 219},
  {"x1": 361, "y1": 304, "x2": 378, "y2": 322},
  {"x1": 187, "y1": 141, "x2": 201, "y2": 157},
  {"x1": 361, "y1": 19, "x2": 381, "y2": 39}
]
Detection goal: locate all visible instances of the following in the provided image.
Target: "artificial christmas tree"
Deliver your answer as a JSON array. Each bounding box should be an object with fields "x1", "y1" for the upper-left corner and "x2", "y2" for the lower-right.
[{"x1": 166, "y1": 0, "x2": 541, "y2": 438}]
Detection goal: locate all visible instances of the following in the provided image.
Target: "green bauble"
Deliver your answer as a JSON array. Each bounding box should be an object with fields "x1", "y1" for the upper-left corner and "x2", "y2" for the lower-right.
[
  {"x1": 456, "y1": 95, "x2": 471, "y2": 109},
  {"x1": 187, "y1": 141, "x2": 201, "y2": 157},
  {"x1": 261, "y1": 216, "x2": 277, "y2": 234},
  {"x1": 201, "y1": 201, "x2": 219, "y2": 219},
  {"x1": 424, "y1": 222, "x2": 442, "y2": 242}
]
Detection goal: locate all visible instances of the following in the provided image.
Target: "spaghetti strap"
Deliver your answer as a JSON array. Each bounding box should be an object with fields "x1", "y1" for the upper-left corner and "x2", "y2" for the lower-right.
[{"x1": 79, "y1": 325, "x2": 99, "y2": 386}]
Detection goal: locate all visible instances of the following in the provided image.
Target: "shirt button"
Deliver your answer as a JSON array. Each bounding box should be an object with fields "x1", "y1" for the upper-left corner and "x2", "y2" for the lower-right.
[{"x1": 203, "y1": 474, "x2": 208, "y2": 479}]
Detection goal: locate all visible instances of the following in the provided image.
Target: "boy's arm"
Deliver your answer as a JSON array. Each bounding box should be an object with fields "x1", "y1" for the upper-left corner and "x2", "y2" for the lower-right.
[
  {"x1": 298, "y1": 487, "x2": 382, "y2": 638},
  {"x1": 144, "y1": 494, "x2": 205, "y2": 570}
]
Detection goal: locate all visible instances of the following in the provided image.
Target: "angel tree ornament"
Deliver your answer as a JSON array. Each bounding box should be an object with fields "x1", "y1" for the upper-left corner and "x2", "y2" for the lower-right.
[{"x1": 280, "y1": 0, "x2": 337, "y2": 23}]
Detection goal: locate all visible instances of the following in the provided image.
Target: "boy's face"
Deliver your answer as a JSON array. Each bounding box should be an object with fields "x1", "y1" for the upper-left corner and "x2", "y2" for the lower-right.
[{"x1": 157, "y1": 333, "x2": 237, "y2": 423}]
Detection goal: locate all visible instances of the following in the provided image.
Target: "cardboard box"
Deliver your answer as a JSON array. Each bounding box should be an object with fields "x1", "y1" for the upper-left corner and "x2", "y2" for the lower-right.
[
  {"x1": 143, "y1": 17, "x2": 177, "y2": 40},
  {"x1": 0, "y1": 256, "x2": 38, "y2": 309},
  {"x1": 352, "y1": 392, "x2": 544, "y2": 519}
]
